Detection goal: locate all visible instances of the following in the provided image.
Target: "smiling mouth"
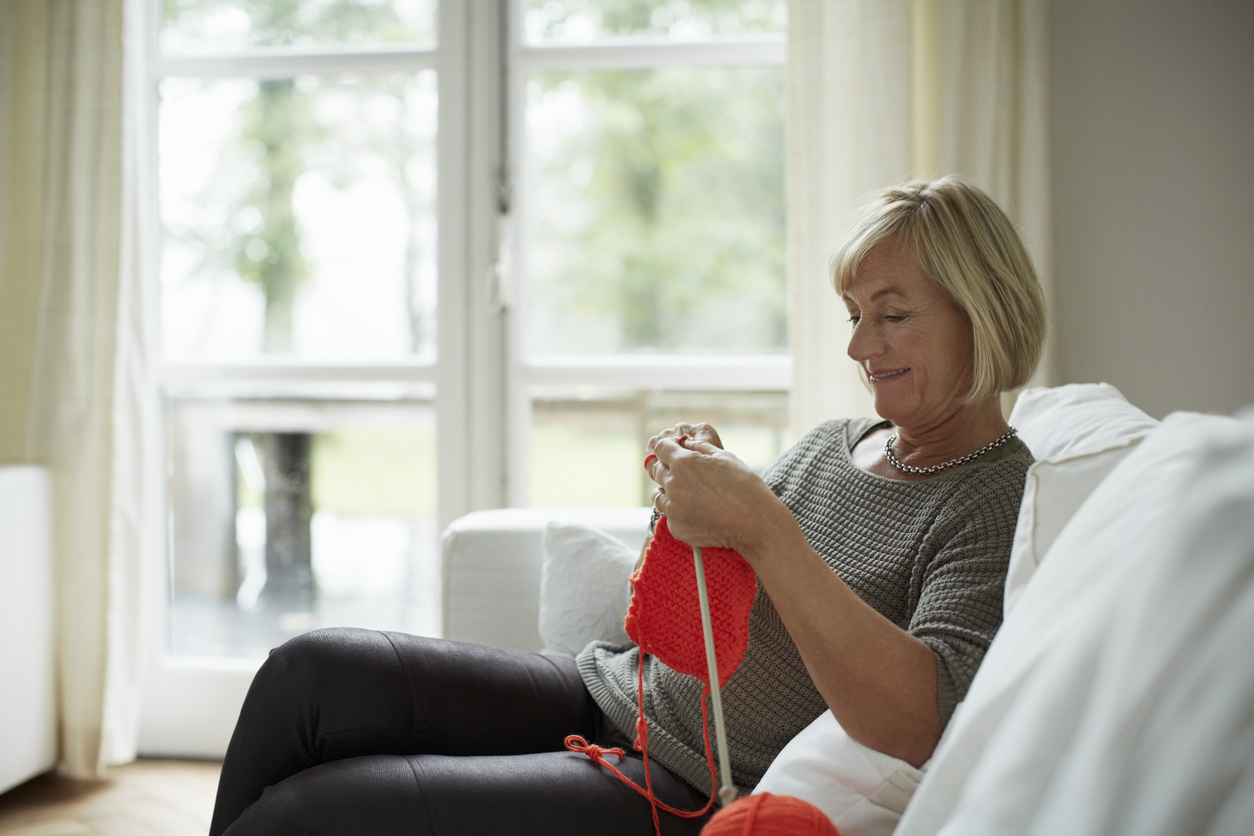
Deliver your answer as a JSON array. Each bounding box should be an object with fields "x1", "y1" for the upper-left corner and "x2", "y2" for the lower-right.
[{"x1": 868, "y1": 368, "x2": 909, "y2": 381}]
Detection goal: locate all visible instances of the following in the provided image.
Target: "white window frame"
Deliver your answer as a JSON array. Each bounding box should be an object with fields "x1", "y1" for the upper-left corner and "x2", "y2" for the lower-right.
[
  {"x1": 145, "y1": 5, "x2": 473, "y2": 531},
  {"x1": 139, "y1": 1, "x2": 476, "y2": 757},
  {"x1": 503, "y1": 1, "x2": 790, "y2": 506},
  {"x1": 137, "y1": 0, "x2": 789, "y2": 758}
]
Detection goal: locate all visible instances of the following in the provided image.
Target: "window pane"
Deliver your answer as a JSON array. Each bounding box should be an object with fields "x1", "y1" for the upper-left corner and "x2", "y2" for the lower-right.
[
  {"x1": 159, "y1": 72, "x2": 438, "y2": 361},
  {"x1": 529, "y1": 388, "x2": 789, "y2": 508},
  {"x1": 524, "y1": 0, "x2": 786, "y2": 43},
  {"x1": 161, "y1": 0, "x2": 437, "y2": 54},
  {"x1": 166, "y1": 396, "x2": 438, "y2": 658},
  {"x1": 524, "y1": 67, "x2": 785, "y2": 355}
]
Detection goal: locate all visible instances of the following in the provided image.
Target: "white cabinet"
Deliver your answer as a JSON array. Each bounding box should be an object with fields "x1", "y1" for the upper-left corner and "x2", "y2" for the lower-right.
[{"x1": 0, "y1": 467, "x2": 55, "y2": 794}]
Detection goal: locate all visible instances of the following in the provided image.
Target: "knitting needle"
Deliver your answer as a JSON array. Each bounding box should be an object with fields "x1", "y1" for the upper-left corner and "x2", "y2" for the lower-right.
[{"x1": 692, "y1": 545, "x2": 738, "y2": 806}]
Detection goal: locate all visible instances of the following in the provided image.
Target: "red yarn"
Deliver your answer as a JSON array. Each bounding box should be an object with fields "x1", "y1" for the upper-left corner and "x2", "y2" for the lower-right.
[
  {"x1": 567, "y1": 515, "x2": 758, "y2": 836},
  {"x1": 701, "y1": 793, "x2": 842, "y2": 836},
  {"x1": 625, "y1": 516, "x2": 756, "y2": 688}
]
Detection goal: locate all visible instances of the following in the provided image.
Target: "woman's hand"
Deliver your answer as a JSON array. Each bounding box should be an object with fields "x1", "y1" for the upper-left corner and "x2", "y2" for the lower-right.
[
  {"x1": 647, "y1": 428, "x2": 787, "y2": 557},
  {"x1": 644, "y1": 422, "x2": 723, "y2": 483},
  {"x1": 645, "y1": 423, "x2": 726, "y2": 528}
]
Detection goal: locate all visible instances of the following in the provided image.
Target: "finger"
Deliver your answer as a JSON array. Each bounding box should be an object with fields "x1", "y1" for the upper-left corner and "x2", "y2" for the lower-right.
[
  {"x1": 666, "y1": 436, "x2": 721, "y2": 460},
  {"x1": 658, "y1": 423, "x2": 693, "y2": 443},
  {"x1": 691, "y1": 423, "x2": 723, "y2": 449},
  {"x1": 652, "y1": 434, "x2": 690, "y2": 464},
  {"x1": 646, "y1": 426, "x2": 682, "y2": 457},
  {"x1": 658, "y1": 422, "x2": 721, "y2": 450},
  {"x1": 683, "y1": 439, "x2": 723, "y2": 455}
]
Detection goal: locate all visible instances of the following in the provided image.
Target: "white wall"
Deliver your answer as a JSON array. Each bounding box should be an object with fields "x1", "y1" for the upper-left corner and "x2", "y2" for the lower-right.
[{"x1": 1049, "y1": 0, "x2": 1254, "y2": 418}]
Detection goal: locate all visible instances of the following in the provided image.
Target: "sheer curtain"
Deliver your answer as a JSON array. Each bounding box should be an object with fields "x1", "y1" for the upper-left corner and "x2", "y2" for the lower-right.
[
  {"x1": 786, "y1": 0, "x2": 1053, "y2": 436},
  {"x1": 0, "y1": 0, "x2": 155, "y2": 778}
]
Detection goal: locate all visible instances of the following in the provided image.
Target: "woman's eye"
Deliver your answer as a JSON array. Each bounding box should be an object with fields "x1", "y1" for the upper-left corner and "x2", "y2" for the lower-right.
[{"x1": 847, "y1": 315, "x2": 861, "y2": 326}]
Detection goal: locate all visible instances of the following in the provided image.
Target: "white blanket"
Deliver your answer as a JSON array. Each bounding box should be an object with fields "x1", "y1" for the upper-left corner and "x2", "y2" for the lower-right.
[{"x1": 896, "y1": 412, "x2": 1254, "y2": 836}]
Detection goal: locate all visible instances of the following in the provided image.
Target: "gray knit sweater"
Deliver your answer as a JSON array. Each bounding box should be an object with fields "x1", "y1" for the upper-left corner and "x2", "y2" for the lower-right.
[{"x1": 577, "y1": 417, "x2": 1033, "y2": 796}]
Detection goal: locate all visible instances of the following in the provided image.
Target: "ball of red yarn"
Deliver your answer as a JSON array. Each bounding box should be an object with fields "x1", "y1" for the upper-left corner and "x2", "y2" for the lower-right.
[{"x1": 701, "y1": 793, "x2": 841, "y2": 836}]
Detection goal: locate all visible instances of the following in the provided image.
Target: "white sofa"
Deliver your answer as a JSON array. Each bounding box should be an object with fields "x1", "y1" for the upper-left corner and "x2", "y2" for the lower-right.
[
  {"x1": 0, "y1": 467, "x2": 56, "y2": 795},
  {"x1": 441, "y1": 385, "x2": 1254, "y2": 835}
]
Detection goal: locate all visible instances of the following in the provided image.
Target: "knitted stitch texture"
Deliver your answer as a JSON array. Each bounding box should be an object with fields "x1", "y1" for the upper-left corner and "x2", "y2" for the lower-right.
[
  {"x1": 578, "y1": 417, "x2": 1033, "y2": 797},
  {"x1": 625, "y1": 515, "x2": 757, "y2": 689},
  {"x1": 565, "y1": 517, "x2": 758, "y2": 833}
]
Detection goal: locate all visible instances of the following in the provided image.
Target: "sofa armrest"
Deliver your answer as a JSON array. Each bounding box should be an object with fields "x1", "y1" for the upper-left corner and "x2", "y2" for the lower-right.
[
  {"x1": 0, "y1": 467, "x2": 55, "y2": 795},
  {"x1": 441, "y1": 507, "x2": 651, "y2": 652}
]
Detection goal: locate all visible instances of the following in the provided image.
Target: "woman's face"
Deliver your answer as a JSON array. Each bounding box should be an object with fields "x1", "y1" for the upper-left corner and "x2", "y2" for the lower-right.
[{"x1": 841, "y1": 243, "x2": 976, "y2": 432}]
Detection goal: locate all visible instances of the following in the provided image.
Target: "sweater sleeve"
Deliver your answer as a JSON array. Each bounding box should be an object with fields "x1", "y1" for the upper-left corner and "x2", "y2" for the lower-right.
[{"x1": 907, "y1": 467, "x2": 1027, "y2": 723}]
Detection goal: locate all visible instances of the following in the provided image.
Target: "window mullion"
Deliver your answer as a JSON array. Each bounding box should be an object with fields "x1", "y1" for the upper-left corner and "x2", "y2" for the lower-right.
[
  {"x1": 515, "y1": 38, "x2": 784, "y2": 71},
  {"x1": 152, "y1": 49, "x2": 440, "y2": 80},
  {"x1": 448, "y1": 1, "x2": 511, "y2": 518},
  {"x1": 522, "y1": 356, "x2": 791, "y2": 392},
  {"x1": 504, "y1": 0, "x2": 532, "y2": 508}
]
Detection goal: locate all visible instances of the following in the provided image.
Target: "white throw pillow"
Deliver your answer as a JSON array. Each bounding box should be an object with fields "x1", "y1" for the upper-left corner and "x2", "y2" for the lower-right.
[
  {"x1": 755, "y1": 711, "x2": 923, "y2": 836},
  {"x1": 1009, "y1": 382, "x2": 1159, "y2": 462},
  {"x1": 1003, "y1": 384, "x2": 1158, "y2": 614},
  {"x1": 538, "y1": 522, "x2": 635, "y2": 656},
  {"x1": 895, "y1": 412, "x2": 1254, "y2": 836}
]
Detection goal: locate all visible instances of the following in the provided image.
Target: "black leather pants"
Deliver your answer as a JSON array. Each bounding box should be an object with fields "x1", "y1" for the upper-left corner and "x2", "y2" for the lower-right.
[{"x1": 209, "y1": 628, "x2": 711, "y2": 835}]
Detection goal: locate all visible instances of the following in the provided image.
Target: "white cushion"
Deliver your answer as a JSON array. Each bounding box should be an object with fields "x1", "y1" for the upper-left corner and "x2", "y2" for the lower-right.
[
  {"x1": 538, "y1": 522, "x2": 636, "y2": 656},
  {"x1": 1009, "y1": 382, "x2": 1159, "y2": 462},
  {"x1": 441, "y1": 507, "x2": 649, "y2": 652},
  {"x1": 1004, "y1": 384, "x2": 1158, "y2": 614},
  {"x1": 896, "y1": 411, "x2": 1254, "y2": 836},
  {"x1": 755, "y1": 711, "x2": 922, "y2": 836}
]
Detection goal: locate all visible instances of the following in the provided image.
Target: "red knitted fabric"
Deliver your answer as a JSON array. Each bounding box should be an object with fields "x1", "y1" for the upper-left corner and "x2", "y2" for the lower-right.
[
  {"x1": 568, "y1": 515, "x2": 758, "y2": 836},
  {"x1": 624, "y1": 515, "x2": 757, "y2": 689}
]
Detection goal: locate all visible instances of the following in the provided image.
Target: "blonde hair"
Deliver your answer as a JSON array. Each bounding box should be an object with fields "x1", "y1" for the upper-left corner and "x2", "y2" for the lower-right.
[{"x1": 829, "y1": 177, "x2": 1047, "y2": 403}]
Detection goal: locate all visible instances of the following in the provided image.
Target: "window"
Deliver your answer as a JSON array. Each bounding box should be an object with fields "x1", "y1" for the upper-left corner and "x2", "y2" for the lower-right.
[
  {"x1": 153, "y1": 0, "x2": 448, "y2": 664},
  {"x1": 141, "y1": 0, "x2": 786, "y2": 756},
  {"x1": 509, "y1": 0, "x2": 790, "y2": 508}
]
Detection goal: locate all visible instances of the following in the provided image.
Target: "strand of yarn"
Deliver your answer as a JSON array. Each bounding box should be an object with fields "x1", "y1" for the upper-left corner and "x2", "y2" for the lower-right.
[
  {"x1": 632, "y1": 648, "x2": 719, "y2": 834},
  {"x1": 700, "y1": 793, "x2": 842, "y2": 836},
  {"x1": 564, "y1": 650, "x2": 719, "y2": 836},
  {"x1": 565, "y1": 517, "x2": 755, "y2": 836}
]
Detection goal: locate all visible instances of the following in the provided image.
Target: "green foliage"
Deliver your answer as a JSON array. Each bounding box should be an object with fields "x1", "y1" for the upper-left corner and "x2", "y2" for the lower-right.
[
  {"x1": 530, "y1": 65, "x2": 786, "y2": 352},
  {"x1": 164, "y1": 1, "x2": 419, "y2": 353},
  {"x1": 235, "y1": 78, "x2": 316, "y2": 351},
  {"x1": 162, "y1": 1, "x2": 786, "y2": 357},
  {"x1": 526, "y1": 390, "x2": 790, "y2": 508},
  {"x1": 525, "y1": 1, "x2": 788, "y2": 354},
  {"x1": 164, "y1": 0, "x2": 430, "y2": 49},
  {"x1": 312, "y1": 427, "x2": 436, "y2": 517},
  {"x1": 529, "y1": 421, "x2": 643, "y2": 508},
  {"x1": 527, "y1": 0, "x2": 786, "y2": 40}
]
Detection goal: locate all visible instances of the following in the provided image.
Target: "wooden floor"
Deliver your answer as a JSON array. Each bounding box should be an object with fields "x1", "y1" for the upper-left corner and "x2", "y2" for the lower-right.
[{"x1": 0, "y1": 760, "x2": 220, "y2": 836}]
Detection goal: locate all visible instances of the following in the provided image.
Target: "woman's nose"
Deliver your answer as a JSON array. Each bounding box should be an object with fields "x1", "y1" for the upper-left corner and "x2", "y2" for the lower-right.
[{"x1": 846, "y1": 320, "x2": 880, "y2": 363}]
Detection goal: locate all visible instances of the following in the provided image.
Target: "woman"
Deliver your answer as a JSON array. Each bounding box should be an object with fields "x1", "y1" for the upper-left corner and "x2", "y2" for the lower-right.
[{"x1": 209, "y1": 177, "x2": 1046, "y2": 836}]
